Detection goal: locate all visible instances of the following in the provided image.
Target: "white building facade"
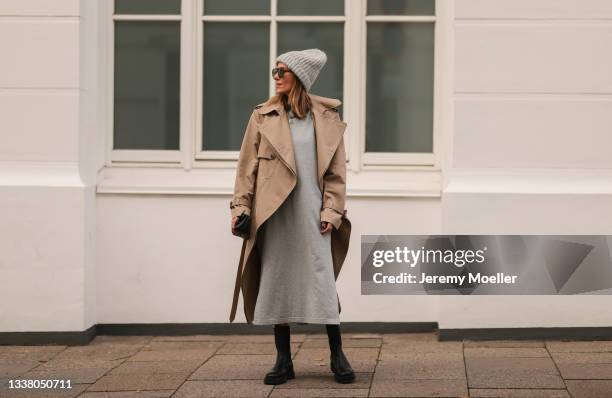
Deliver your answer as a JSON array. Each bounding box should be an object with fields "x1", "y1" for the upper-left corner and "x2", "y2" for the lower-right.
[{"x1": 1, "y1": 0, "x2": 611, "y2": 341}]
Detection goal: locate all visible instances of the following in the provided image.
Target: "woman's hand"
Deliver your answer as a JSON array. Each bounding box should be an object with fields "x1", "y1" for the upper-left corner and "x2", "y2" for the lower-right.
[
  {"x1": 231, "y1": 216, "x2": 237, "y2": 234},
  {"x1": 320, "y1": 221, "x2": 332, "y2": 234}
]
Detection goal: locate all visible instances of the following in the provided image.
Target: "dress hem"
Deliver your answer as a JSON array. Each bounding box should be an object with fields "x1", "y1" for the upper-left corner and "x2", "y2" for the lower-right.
[{"x1": 252, "y1": 316, "x2": 340, "y2": 325}]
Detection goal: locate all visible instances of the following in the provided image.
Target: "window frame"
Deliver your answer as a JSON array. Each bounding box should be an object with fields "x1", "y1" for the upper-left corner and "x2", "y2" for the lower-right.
[
  {"x1": 99, "y1": 0, "x2": 450, "y2": 197},
  {"x1": 194, "y1": 0, "x2": 347, "y2": 162},
  {"x1": 361, "y1": 5, "x2": 439, "y2": 167},
  {"x1": 107, "y1": 1, "x2": 188, "y2": 164}
]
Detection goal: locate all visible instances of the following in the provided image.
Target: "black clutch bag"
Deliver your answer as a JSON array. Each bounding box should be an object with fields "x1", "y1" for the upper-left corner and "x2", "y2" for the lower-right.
[{"x1": 233, "y1": 210, "x2": 251, "y2": 239}]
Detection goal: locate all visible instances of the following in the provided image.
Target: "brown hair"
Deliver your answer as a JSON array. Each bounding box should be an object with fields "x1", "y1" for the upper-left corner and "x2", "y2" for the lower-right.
[{"x1": 270, "y1": 63, "x2": 312, "y2": 119}]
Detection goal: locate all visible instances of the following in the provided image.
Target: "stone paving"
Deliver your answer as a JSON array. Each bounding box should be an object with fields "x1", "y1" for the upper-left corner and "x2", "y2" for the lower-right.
[{"x1": 1, "y1": 332, "x2": 612, "y2": 397}]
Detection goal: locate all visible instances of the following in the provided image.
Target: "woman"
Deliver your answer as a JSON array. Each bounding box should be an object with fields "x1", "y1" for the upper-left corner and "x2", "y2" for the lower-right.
[{"x1": 229, "y1": 49, "x2": 355, "y2": 385}]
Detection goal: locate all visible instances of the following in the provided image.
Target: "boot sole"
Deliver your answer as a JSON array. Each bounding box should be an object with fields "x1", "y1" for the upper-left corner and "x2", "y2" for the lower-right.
[
  {"x1": 264, "y1": 368, "x2": 295, "y2": 385},
  {"x1": 334, "y1": 372, "x2": 356, "y2": 384}
]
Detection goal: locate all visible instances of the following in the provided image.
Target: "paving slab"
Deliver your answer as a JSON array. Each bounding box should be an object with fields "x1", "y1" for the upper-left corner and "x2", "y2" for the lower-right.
[
  {"x1": 565, "y1": 379, "x2": 612, "y2": 398},
  {"x1": 556, "y1": 362, "x2": 612, "y2": 380},
  {"x1": 34, "y1": 358, "x2": 124, "y2": 372},
  {"x1": 464, "y1": 340, "x2": 546, "y2": 348},
  {"x1": 470, "y1": 388, "x2": 570, "y2": 397},
  {"x1": 79, "y1": 391, "x2": 175, "y2": 397},
  {"x1": 343, "y1": 333, "x2": 383, "y2": 339},
  {"x1": 86, "y1": 373, "x2": 190, "y2": 392},
  {"x1": 546, "y1": 340, "x2": 612, "y2": 353},
  {"x1": 464, "y1": 347, "x2": 550, "y2": 358},
  {"x1": 141, "y1": 341, "x2": 224, "y2": 351},
  {"x1": 127, "y1": 348, "x2": 215, "y2": 362},
  {"x1": 291, "y1": 357, "x2": 377, "y2": 374},
  {"x1": 150, "y1": 335, "x2": 229, "y2": 342},
  {"x1": 551, "y1": 352, "x2": 612, "y2": 364},
  {"x1": 295, "y1": 348, "x2": 379, "y2": 361},
  {"x1": 88, "y1": 336, "x2": 153, "y2": 346},
  {"x1": 269, "y1": 387, "x2": 369, "y2": 397},
  {"x1": 16, "y1": 367, "x2": 113, "y2": 384},
  {"x1": 381, "y1": 340, "x2": 463, "y2": 354},
  {"x1": 172, "y1": 379, "x2": 273, "y2": 397},
  {"x1": 466, "y1": 356, "x2": 565, "y2": 389},
  {"x1": 369, "y1": 378, "x2": 468, "y2": 397},
  {"x1": 375, "y1": 352, "x2": 466, "y2": 380},
  {"x1": 189, "y1": 354, "x2": 277, "y2": 380},
  {"x1": 273, "y1": 372, "x2": 372, "y2": 389},
  {"x1": 108, "y1": 359, "x2": 204, "y2": 375},
  {"x1": 20, "y1": 358, "x2": 124, "y2": 385},
  {"x1": 52, "y1": 346, "x2": 141, "y2": 362},
  {"x1": 0, "y1": 382, "x2": 90, "y2": 397},
  {"x1": 381, "y1": 333, "x2": 439, "y2": 343},
  {"x1": 0, "y1": 360, "x2": 42, "y2": 378},
  {"x1": 551, "y1": 351, "x2": 612, "y2": 380},
  {"x1": 216, "y1": 342, "x2": 301, "y2": 355},
  {"x1": 0, "y1": 346, "x2": 66, "y2": 362}
]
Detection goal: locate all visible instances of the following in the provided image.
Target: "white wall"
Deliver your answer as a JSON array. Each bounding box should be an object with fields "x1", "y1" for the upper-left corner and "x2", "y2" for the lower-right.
[
  {"x1": 0, "y1": 0, "x2": 102, "y2": 332},
  {"x1": 95, "y1": 196, "x2": 442, "y2": 324},
  {"x1": 440, "y1": 0, "x2": 612, "y2": 329}
]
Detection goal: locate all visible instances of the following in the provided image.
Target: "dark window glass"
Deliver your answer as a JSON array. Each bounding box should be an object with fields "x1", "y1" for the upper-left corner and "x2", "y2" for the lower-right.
[
  {"x1": 115, "y1": 0, "x2": 181, "y2": 15},
  {"x1": 114, "y1": 22, "x2": 180, "y2": 150},
  {"x1": 366, "y1": 22, "x2": 434, "y2": 152},
  {"x1": 203, "y1": 23, "x2": 269, "y2": 151},
  {"x1": 203, "y1": 0, "x2": 269, "y2": 15},
  {"x1": 278, "y1": 0, "x2": 344, "y2": 16},
  {"x1": 367, "y1": 0, "x2": 434, "y2": 16}
]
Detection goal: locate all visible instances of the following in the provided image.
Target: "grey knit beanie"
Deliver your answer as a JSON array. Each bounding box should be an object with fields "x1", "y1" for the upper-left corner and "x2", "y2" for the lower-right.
[{"x1": 276, "y1": 48, "x2": 327, "y2": 92}]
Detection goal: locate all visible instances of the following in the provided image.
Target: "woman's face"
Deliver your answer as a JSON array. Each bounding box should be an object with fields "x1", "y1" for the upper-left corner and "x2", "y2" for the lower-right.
[{"x1": 273, "y1": 62, "x2": 295, "y2": 95}]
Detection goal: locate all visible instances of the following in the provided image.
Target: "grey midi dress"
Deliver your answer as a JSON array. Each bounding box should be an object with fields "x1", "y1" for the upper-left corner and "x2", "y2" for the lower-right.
[{"x1": 252, "y1": 109, "x2": 340, "y2": 325}]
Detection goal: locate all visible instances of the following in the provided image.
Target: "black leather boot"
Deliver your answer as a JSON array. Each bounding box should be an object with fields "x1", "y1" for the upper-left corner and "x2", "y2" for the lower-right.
[
  {"x1": 326, "y1": 324, "x2": 355, "y2": 383},
  {"x1": 264, "y1": 324, "x2": 295, "y2": 385}
]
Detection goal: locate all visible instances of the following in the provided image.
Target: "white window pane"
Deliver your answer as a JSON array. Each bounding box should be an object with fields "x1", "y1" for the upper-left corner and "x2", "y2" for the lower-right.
[
  {"x1": 203, "y1": 0, "x2": 269, "y2": 15},
  {"x1": 367, "y1": 0, "x2": 434, "y2": 16},
  {"x1": 366, "y1": 22, "x2": 434, "y2": 153},
  {"x1": 114, "y1": 22, "x2": 180, "y2": 150},
  {"x1": 278, "y1": 23, "x2": 344, "y2": 114},
  {"x1": 278, "y1": 0, "x2": 344, "y2": 16},
  {"x1": 115, "y1": 0, "x2": 181, "y2": 15},
  {"x1": 203, "y1": 23, "x2": 269, "y2": 151}
]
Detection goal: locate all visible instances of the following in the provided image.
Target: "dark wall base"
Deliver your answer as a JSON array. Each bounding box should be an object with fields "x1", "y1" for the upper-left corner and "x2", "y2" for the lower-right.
[
  {"x1": 0, "y1": 322, "x2": 435, "y2": 345},
  {"x1": 439, "y1": 327, "x2": 612, "y2": 341},
  {"x1": 2, "y1": 323, "x2": 612, "y2": 345},
  {"x1": 0, "y1": 325, "x2": 96, "y2": 346},
  {"x1": 97, "y1": 321, "x2": 437, "y2": 336}
]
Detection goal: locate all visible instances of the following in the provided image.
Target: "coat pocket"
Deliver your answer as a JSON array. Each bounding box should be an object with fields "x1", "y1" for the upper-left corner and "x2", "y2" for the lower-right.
[{"x1": 256, "y1": 144, "x2": 277, "y2": 179}]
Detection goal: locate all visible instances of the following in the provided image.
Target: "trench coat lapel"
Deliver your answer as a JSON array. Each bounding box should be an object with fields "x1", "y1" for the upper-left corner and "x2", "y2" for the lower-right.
[
  {"x1": 256, "y1": 93, "x2": 347, "y2": 190},
  {"x1": 311, "y1": 99, "x2": 347, "y2": 192},
  {"x1": 258, "y1": 105, "x2": 297, "y2": 176}
]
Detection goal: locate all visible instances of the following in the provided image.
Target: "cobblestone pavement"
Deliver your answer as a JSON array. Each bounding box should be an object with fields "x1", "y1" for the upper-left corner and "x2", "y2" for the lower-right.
[{"x1": 2, "y1": 332, "x2": 612, "y2": 397}]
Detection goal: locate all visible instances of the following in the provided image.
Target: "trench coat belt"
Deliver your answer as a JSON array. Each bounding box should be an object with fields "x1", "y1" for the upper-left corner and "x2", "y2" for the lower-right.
[{"x1": 229, "y1": 239, "x2": 247, "y2": 322}]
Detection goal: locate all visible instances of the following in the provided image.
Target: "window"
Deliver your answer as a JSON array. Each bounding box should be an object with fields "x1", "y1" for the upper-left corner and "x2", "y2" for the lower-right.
[
  {"x1": 364, "y1": 0, "x2": 436, "y2": 166},
  {"x1": 104, "y1": 0, "x2": 445, "y2": 196},
  {"x1": 196, "y1": 0, "x2": 345, "y2": 159}
]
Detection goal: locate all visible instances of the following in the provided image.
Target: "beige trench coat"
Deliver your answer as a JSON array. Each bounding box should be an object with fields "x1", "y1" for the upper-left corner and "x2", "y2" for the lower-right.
[{"x1": 229, "y1": 93, "x2": 352, "y2": 323}]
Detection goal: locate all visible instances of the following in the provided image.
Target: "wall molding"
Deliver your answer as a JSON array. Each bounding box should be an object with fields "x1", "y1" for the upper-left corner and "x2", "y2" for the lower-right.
[{"x1": 444, "y1": 168, "x2": 612, "y2": 194}]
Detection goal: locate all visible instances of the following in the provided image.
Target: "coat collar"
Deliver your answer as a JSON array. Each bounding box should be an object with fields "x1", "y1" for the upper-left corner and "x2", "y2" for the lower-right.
[
  {"x1": 254, "y1": 93, "x2": 346, "y2": 191},
  {"x1": 255, "y1": 93, "x2": 342, "y2": 116}
]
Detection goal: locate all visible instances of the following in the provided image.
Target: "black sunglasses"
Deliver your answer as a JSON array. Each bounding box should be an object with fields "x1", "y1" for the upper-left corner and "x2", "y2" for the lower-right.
[{"x1": 272, "y1": 67, "x2": 292, "y2": 78}]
